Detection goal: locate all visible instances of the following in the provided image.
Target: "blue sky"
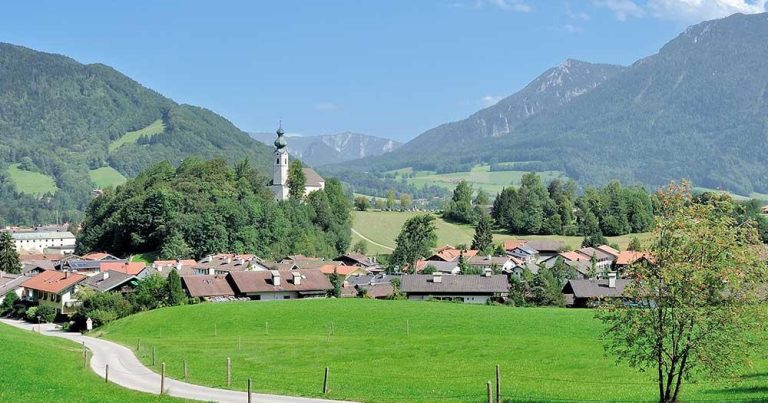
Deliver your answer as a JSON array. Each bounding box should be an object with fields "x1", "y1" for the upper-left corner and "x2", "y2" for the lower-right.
[{"x1": 1, "y1": 0, "x2": 765, "y2": 141}]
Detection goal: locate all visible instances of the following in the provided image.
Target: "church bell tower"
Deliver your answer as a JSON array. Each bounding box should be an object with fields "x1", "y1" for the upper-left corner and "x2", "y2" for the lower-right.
[{"x1": 271, "y1": 124, "x2": 289, "y2": 201}]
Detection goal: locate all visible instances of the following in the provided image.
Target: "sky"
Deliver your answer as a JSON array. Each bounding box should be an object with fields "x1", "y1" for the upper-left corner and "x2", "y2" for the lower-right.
[{"x1": 1, "y1": 0, "x2": 766, "y2": 142}]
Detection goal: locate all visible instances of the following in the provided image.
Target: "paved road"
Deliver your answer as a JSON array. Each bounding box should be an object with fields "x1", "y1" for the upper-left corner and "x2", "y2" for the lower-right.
[
  {"x1": 1, "y1": 319, "x2": 352, "y2": 403},
  {"x1": 351, "y1": 228, "x2": 394, "y2": 251}
]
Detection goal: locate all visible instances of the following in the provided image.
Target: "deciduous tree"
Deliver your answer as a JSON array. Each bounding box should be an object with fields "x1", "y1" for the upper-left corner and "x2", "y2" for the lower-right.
[{"x1": 391, "y1": 215, "x2": 437, "y2": 273}]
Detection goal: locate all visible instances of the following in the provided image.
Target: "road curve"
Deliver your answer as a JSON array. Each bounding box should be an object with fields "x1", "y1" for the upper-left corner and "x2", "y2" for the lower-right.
[{"x1": 1, "y1": 319, "x2": 352, "y2": 403}]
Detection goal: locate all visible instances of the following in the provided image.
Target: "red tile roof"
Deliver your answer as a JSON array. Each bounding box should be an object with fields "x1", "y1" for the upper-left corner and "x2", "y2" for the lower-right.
[
  {"x1": 503, "y1": 240, "x2": 528, "y2": 251},
  {"x1": 559, "y1": 251, "x2": 590, "y2": 262},
  {"x1": 152, "y1": 259, "x2": 197, "y2": 267},
  {"x1": 319, "y1": 264, "x2": 367, "y2": 276},
  {"x1": 99, "y1": 262, "x2": 147, "y2": 275},
  {"x1": 82, "y1": 252, "x2": 114, "y2": 261},
  {"x1": 615, "y1": 251, "x2": 652, "y2": 266},
  {"x1": 21, "y1": 270, "x2": 86, "y2": 293}
]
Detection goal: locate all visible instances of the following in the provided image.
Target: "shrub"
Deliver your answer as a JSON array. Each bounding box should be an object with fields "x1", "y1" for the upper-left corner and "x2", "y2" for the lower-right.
[
  {"x1": 36, "y1": 305, "x2": 57, "y2": 323},
  {"x1": 1, "y1": 292, "x2": 19, "y2": 315},
  {"x1": 24, "y1": 306, "x2": 38, "y2": 322}
]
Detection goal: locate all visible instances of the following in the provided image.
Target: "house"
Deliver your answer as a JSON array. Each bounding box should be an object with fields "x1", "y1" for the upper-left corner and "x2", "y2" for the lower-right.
[
  {"x1": 335, "y1": 253, "x2": 382, "y2": 270},
  {"x1": 59, "y1": 259, "x2": 114, "y2": 276},
  {"x1": 318, "y1": 264, "x2": 369, "y2": 279},
  {"x1": 524, "y1": 240, "x2": 567, "y2": 258},
  {"x1": 506, "y1": 244, "x2": 539, "y2": 264},
  {"x1": 354, "y1": 282, "x2": 395, "y2": 299},
  {"x1": 0, "y1": 272, "x2": 36, "y2": 304},
  {"x1": 562, "y1": 273, "x2": 630, "y2": 307},
  {"x1": 414, "y1": 260, "x2": 461, "y2": 275},
  {"x1": 21, "y1": 270, "x2": 86, "y2": 315},
  {"x1": 576, "y1": 247, "x2": 615, "y2": 275},
  {"x1": 194, "y1": 254, "x2": 268, "y2": 275},
  {"x1": 269, "y1": 125, "x2": 325, "y2": 201},
  {"x1": 614, "y1": 251, "x2": 653, "y2": 274},
  {"x1": 400, "y1": 271, "x2": 510, "y2": 304},
  {"x1": 541, "y1": 251, "x2": 589, "y2": 268},
  {"x1": 81, "y1": 252, "x2": 120, "y2": 261},
  {"x1": 426, "y1": 247, "x2": 478, "y2": 262},
  {"x1": 503, "y1": 261, "x2": 540, "y2": 280},
  {"x1": 467, "y1": 255, "x2": 517, "y2": 273},
  {"x1": 595, "y1": 245, "x2": 620, "y2": 260},
  {"x1": 9, "y1": 231, "x2": 76, "y2": 254},
  {"x1": 228, "y1": 269, "x2": 332, "y2": 300},
  {"x1": 182, "y1": 275, "x2": 235, "y2": 300},
  {"x1": 99, "y1": 262, "x2": 148, "y2": 278},
  {"x1": 81, "y1": 271, "x2": 138, "y2": 293}
]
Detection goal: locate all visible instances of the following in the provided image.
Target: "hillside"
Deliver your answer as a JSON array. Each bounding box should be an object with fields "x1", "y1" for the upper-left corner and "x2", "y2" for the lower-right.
[
  {"x1": 99, "y1": 299, "x2": 768, "y2": 402},
  {"x1": 328, "y1": 13, "x2": 768, "y2": 195},
  {"x1": 0, "y1": 43, "x2": 274, "y2": 226},
  {"x1": 251, "y1": 131, "x2": 401, "y2": 167}
]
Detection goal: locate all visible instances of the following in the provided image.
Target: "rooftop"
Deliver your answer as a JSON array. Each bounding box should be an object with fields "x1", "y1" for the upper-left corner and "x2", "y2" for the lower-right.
[
  {"x1": 401, "y1": 274, "x2": 509, "y2": 294},
  {"x1": 21, "y1": 270, "x2": 86, "y2": 293},
  {"x1": 11, "y1": 231, "x2": 75, "y2": 241}
]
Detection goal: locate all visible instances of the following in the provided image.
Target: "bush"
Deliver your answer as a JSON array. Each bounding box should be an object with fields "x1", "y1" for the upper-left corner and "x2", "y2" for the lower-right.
[
  {"x1": 1, "y1": 292, "x2": 19, "y2": 315},
  {"x1": 36, "y1": 305, "x2": 57, "y2": 323},
  {"x1": 24, "y1": 306, "x2": 38, "y2": 322}
]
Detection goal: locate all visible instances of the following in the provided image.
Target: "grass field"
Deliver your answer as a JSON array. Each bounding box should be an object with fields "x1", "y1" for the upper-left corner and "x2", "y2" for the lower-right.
[
  {"x1": 0, "y1": 323, "x2": 178, "y2": 402},
  {"x1": 130, "y1": 251, "x2": 159, "y2": 264},
  {"x1": 109, "y1": 119, "x2": 165, "y2": 152},
  {"x1": 98, "y1": 299, "x2": 768, "y2": 402},
  {"x1": 389, "y1": 165, "x2": 565, "y2": 195},
  {"x1": 352, "y1": 210, "x2": 650, "y2": 255},
  {"x1": 693, "y1": 187, "x2": 768, "y2": 202},
  {"x1": 89, "y1": 166, "x2": 127, "y2": 188},
  {"x1": 6, "y1": 163, "x2": 58, "y2": 196}
]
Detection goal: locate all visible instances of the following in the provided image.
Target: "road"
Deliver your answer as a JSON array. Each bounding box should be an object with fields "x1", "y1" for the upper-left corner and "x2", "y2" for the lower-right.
[
  {"x1": 1, "y1": 319, "x2": 352, "y2": 403},
  {"x1": 351, "y1": 228, "x2": 394, "y2": 251}
]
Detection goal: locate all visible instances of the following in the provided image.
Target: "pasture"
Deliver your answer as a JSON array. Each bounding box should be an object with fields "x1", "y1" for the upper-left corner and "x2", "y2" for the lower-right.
[
  {"x1": 389, "y1": 165, "x2": 566, "y2": 195},
  {"x1": 99, "y1": 299, "x2": 768, "y2": 402},
  {"x1": 89, "y1": 166, "x2": 127, "y2": 188},
  {"x1": 6, "y1": 163, "x2": 58, "y2": 196},
  {"x1": 109, "y1": 119, "x2": 165, "y2": 152}
]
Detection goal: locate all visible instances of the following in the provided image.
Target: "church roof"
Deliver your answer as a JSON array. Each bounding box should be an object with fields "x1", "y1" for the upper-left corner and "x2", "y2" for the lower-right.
[{"x1": 302, "y1": 168, "x2": 325, "y2": 187}]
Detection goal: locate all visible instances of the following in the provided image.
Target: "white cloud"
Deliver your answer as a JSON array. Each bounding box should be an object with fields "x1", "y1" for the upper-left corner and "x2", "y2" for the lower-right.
[
  {"x1": 313, "y1": 102, "x2": 339, "y2": 112},
  {"x1": 481, "y1": 95, "x2": 503, "y2": 106},
  {"x1": 647, "y1": 0, "x2": 767, "y2": 22},
  {"x1": 563, "y1": 23, "x2": 584, "y2": 33},
  {"x1": 565, "y1": 1, "x2": 591, "y2": 20},
  {"x1": 488, "y1": 0, "x2": 532, "y2": 12},
  {"x1": 591, "y1": 0, "x2": 645, "y2": 20}
]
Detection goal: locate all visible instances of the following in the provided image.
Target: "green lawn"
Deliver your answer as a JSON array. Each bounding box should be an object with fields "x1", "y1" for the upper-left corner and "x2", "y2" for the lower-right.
[
  {"x1": 352, "y1": 210, "x2": 650, "y2": 255},
  {"x1": 130, "y1": 251, "x2": 159, "y2": 264},
  {"x1": 0, "y1": 323, "x2": 179, "y2": 402},
  {"x1": 89, "y1": 166, "x2": 127, "y2": 188},
  {"x1": 389, "y1": 165, "x2": 566, "y2": 195},
  {"x1": 109, "y1": 119, "x2": 165, "y2": 152},
  {"x1": 98, "y1": 299, "x2": 768, "y2": 402},
  {"x1": 6, "y1": 163, "x2": 58, "y2": 196}
]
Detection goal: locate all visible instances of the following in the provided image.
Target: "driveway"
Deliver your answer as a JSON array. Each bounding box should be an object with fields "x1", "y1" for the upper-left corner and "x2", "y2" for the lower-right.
[{"x1": 1, "y1": 319, "x2": 352, "y2": 403}]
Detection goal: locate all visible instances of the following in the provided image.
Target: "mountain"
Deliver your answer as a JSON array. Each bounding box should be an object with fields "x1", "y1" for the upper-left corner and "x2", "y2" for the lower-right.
[
  {"x1": 327, "y1": 12, "x2": 768, "y2": 195},
  {"x1": 250, "y1": 131, "x2": 401, "y2": 167},
  {"x1": 0, "y1": 43, "x2": 274, "y2": 225}
]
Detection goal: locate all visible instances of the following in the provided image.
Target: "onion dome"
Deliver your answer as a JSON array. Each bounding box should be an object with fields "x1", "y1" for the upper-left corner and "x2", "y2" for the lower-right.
[{"x1": 274, "y1": 125, "x2": 287, "y2": 150}]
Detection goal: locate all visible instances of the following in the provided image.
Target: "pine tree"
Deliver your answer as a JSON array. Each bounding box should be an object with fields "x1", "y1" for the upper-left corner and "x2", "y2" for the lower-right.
[
  {"x1": 471, "y1": 213, "x2": 494, "y2": 253},
  {"x1": 166, "y1": 269, "x2": 186, "y2": 306},
  {"x1": 458, "y1": 251, "x2": 470, "y2": 274},
  {"x1": 0, "y1": 232, "x2": 20, "y2": 274}
]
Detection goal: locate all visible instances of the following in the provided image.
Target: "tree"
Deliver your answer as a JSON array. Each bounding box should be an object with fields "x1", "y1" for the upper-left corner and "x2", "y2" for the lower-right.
[
  {"x1": 352, "y1": 240, "x2": 368, "y2": 255},
  {"x1": 131, "y1": 274, "x2": 168, "y2": 311},
  {"x1": 399, "y1": 193, "x2": 412, "y2": 211},
  {"x1": 627, "y1": 236, "x2": 643, "y2": 251},
  {"x1": 458, "y1": 251, "x2": 470, "y2": 274},
  {"x1": 474, "y1": 189, "x2": 489, "y2": 207},
  {"x1": 471, "y1": 213, "x2": 494, "y2": 253},
  {"x1": 0, "y1": 232, "x2": 21, "y2": 274},
  {"x1": 287, "y1": 160, "x2": 306, "y2": 201},
  {"x1": 159, "y1": 233, "x2": 192, "y2": 260},
  {"x1": 598, "y1": 182, "x2": 768, "y2": 403},
  {"x1": 354, "y1": 196, "x2": 370, "y2": 211},
  {"x1": 36, "y1": 305, "x2": 57, "y2": 323},
  {"x1": 444, "y1": 180, "x2": 476, "y2": 224},
  {"x1": 391, "y1": 215, "x2": 437, "y2": 272},
  {"x1": 386, "y1": 189, "x2": 396, "y2": 210},
  {"x1": 1, "y1": 292, "x2": 19, "y2": 314},
  {"x1": 166, "y1": 269, "x2": 186, "y2": 306},
  {"x1": 329, "y1": 268, "x2": 342, "y2": 298}
]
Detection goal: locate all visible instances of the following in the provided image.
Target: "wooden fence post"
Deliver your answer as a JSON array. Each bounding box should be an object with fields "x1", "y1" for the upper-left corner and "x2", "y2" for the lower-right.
[
  {"x1": 136, "y1": 338, "x2": 140, "y2": 352},
  {"x1": 406, "y1": 320, "x2": 410, "y2": 336},
  {"x1": 183, "y1": 360, "x2": 188, "y2": 381},
  {"x1": 238, "y1": 336, "x2": 241, "y2": 351},
  {"x1": 495, "y1": 365, "x2": 501, "y2": 403},
  {"x1": 82, "y1": 348, "x2": 87, "y2": 369},
  {"x1": 152, "y1": 346, "x2": 156, "y2": 366},
  {"x1": 265, "y1": 321, "x2": 269, "y2": 335},
  {"x1": 105, "y1": 364, "x2": 109, "y2": 383},
  {"x1": 161, "y1": 362, "x2": 166, "y2": 395},
  {"x1": 247, "y1": 378, "x2": 253, "y2": 403},
  {"x1": 486, "y1": 381, "x2": 492, "y2": 403},
  {"x1": 323, "y1": 367, "x2": 329, "y2": 394},
  {"x1": 214, "y1": 324, "x2": 217, "y2": 337},
  {"x1": 226, "y1": 357, "x2": 231, "y2": 387}
]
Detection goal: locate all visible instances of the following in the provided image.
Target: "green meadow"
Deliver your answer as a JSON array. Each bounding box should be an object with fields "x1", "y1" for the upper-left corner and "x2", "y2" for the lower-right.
[
  {"x1": 389, "y1": 165, "x2": 565, "y2": 195},
  {"x1": 109, "y1": 119, "x2": 165, "y2": 152},
  {"x1": 99, "y1": 299, "x2": 768, "y2": 402},
  {"x1": 89, "y1": 166, "x2": 127, "y2": 188},
  {"x1": 6, "y1": 163, "x2": 58, "y2": 196},
  {"x1": 352, "y1": 210, "x2": 650, "y2": 255},
  {"x1": 0, "y1": 323, "x2": 179, "y2": 402}
]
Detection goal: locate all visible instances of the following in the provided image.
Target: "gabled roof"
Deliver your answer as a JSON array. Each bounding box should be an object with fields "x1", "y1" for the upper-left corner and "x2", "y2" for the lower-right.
[
  {"x1": 337, "y1": 253, "x2": 378, "y2": 267},
  {"x1": 81, "y1": 271, "x2": 137, "y2": 293},
  {"x1": 558, "y1": 251, "x2": 590, "y2": 262},
  {"x1": 596, "y1": 245, "x2": 620, "y2": 258},
  {"x1": 152, "y1": 259, "x2": 197, "y2": 268},
  {"x1": 302, "y1": 168, "x2": 325, "y2": 187},
  {"x1": 415, "y1": 260, "x2": 460, "y2": 274},
  {"x1": 467, "y1": 255, "x2": 513, "y2": 266},
  {"x1": 563, "y1": 279, "x2": 631, "y2": 299},
  {"x1": 11, "y1": 231, "x2": 75, "y2": 240},
  {"x1": 100, "y1": 262, "x2": 147, "y2": 275},
  {"x1": 81, "y1": 252, "x2": 119, "y2": 261},
  {"x1": 356, "y1": 283, "x2": 394, "y2": 299},
  {"x1": 0, "y1": 273, "x2": 31, "y2": 295},
  {"x1": 401, "y1": 274, "x2": 509, "y2": 294},
  {"x1": 318, "y1": 264, "x2": 368, "y2": 276},
  {"x1": 21, "y1": 270, "x2": 86, "y2": 293},
  {"x1": 228, "y1": 270, "x2": 332, "y2": 294},
  {"x1": 524, "y1": 240, "x2": 567, "y2": 253},
  {"x1": 428, "y1": 249, "x2": 478, "y2": 262},
  {"x1": 615, "y1": 251, "x2": 652, "y2": 266},
  {"x1": 182, "y1": 275, "x2": 235, "y2": 298},
  {"x1": 502, "y1": 240, "x2": 528, "y2": 251},
  {"x1": 577, "y1": 247, "x2": 615, "y2": 261}
]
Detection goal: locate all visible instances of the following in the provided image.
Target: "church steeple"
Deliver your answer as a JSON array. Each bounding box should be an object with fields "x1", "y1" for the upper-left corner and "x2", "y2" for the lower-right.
[
  {"x1": 274, "y1": 121, "x2": 287, "y2": 150},
  {"x1": 270, "y1": 122, "x2": 290, "y2": 201}
]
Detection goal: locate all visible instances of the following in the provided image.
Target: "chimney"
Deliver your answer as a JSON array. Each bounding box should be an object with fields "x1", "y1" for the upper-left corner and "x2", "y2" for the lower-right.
[
  {"x1": 103, "y1": 271, "x2": 110, "y2": 280},
  {"x1": 483, "y1": 268, "x2": 492, "y2": 277},
  {"x1": 175, "y1": 262, "x2": 182, "y2": 272},
  {"x1": 205, "y1": 255, "x2": 212, "y2": 263},
  {"x1": 432, "y1": 272, "x2": 442, "y2": 283},
  {"x1": 226, "y1": 257, "x2": 232, "y2": 264},
  {"x1": 64, "y1": 270, "x2": 70, "y2": 279},
  {"x1": 292, "y1": 271, "x2": 301, "y2": 285},
  {"x1": 608, "y1": 272, "x2": 617, "y2": 288},
  {"x1": 238, "y1": 258, "x2": 245, "y2": 266},
  {"x1": 271, "y1": 270, "x2": 281, "y2": 286}
]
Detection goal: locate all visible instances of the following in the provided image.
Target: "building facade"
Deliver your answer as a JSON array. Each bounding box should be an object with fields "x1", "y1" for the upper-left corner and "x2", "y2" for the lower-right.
[{"x1": 269, "y1": 125, "x2": 325, "y2": 201}]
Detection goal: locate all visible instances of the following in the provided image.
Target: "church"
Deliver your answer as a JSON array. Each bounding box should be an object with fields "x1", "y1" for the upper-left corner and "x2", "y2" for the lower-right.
[{"x1": 270, "y1": 125, "x2": 325, "y2": 201}]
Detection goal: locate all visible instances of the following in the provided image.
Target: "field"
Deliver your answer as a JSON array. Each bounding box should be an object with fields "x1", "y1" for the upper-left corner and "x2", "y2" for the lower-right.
[
  {"x1": 109, "y1": 119, "x2": 165, "y2": 152},
  {"x1": 389, "y1": 165, "x2": 565, "y2": 195},
  {"x1": 6, "y1": 163, "x2": 58, "y2": 196},
  {"x1": 89, "y1": 166, "x2": 127, "y2": 188},
  {"x1": 0, "y1": 323, "x2": 178, "y2": 402},
  {"x1": 352, "y1": 210, "x2": 650, "y2": 255},
  {"x1": 693, "y1": 187, "x2": 768, "y2": 202},
  {"x1": 99, "y1": 299, "x2": 768, "y2": 402}
]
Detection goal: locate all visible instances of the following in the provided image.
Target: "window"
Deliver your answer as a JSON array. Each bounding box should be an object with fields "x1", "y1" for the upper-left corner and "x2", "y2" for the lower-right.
[
  {"x1": 283, "y1": 296, "x2": 290, "y2": 299},
  {"x1": 276, "y1": 158, "x2": 280, "y2": 164}
]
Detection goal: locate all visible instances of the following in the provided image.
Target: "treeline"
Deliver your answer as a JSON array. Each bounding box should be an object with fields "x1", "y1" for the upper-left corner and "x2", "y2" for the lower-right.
[
  {"x1": 77, "y1": 158, "x2": 351, "y2": 260},
  {"x1": 322, "y1": 170, "x2": 448, "y2": 201}
]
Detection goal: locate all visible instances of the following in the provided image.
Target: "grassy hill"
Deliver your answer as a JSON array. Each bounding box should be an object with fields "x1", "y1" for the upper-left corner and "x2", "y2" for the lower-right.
[
  {"x1": 98, "y1": 299, "x2": 768, "y2": 402},
  {"x1": 6, "y1": 164, "x2": 58, "y2": 196},
  {"x1": 352, "y1": 210, "x2": 649, "y2": 255},
  {"x1": 89, "y1": 166, "x2": 127, "y2": 189},
  {"x1": 390, "y1": 165, "x2": 565, "y2": 195},
  {"x1": 109, "y1": 119, "x2": 165, "y2": 152},
  {"x1": 0, "y1": 324, "x2": 178, "y2": 402}
]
